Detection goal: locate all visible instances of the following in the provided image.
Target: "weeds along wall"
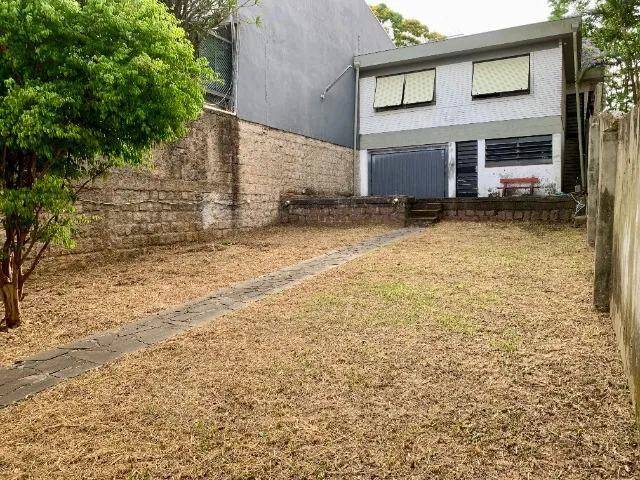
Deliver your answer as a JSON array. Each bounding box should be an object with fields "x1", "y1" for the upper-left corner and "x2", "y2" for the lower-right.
[{"x1": 77, "y1": 109, "x2": 354, "y2": 252}]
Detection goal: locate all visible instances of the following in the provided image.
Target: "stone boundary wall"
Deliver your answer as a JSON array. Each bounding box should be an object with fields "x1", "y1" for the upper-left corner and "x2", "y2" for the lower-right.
[
  {"x1": 440, "y1": 197, "x2": 575, "y2": 222},
  {"x1": 280, "y1": 196, "x2": 575, "y2": 226},
  {"x1": 590, "y1": 107, "x2": 640, "y2": 418},
  {"x1": 76, "y1": 109, "x2": 354, "y2": 251},
  {"x1": 281, "y1": 196, "x2": 409, "y2": 226}
]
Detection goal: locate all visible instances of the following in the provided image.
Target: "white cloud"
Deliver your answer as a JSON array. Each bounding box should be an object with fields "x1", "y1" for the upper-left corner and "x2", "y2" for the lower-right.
[{"x1": 367, "y1": 0, "x2": 553, "y2": 37}]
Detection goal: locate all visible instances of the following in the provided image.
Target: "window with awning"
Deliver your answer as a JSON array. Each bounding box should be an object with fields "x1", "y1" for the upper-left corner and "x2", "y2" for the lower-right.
[
  {"x1": 373, "y1": 74, "x2": 405, "y2": 108},
  {"x1": 404, "y1": 70, "x2": 436, "y2": 105},
  {"x1": 373, "y1": 69, "x2": 436, "y2": 109},
  {"x1": 472, "y1": 55, "x2": 530, "y2": 98}
]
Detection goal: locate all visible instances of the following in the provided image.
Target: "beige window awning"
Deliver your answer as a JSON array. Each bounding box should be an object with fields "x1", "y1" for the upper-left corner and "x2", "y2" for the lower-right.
[
  {"x1": 472, "y1": 55, "x2": 530, "y2": 97},
  {"x1": 404, "y1": 70, "x2": 436, "y2": 105},
  {"x1": 374, "y1": 74, "x2": 405, "y2": 108}
]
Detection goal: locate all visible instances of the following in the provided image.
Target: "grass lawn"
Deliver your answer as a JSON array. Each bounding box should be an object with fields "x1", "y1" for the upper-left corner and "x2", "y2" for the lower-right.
[
  {"x1": 0, "y1": 222, "x2": 638, "y2": 479},
  {"x1": 0, "y1": 225, "x2": 391, "y2": 366}
]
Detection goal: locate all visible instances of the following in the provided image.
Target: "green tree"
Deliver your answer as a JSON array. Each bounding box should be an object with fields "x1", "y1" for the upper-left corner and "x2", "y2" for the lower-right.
[
  {"x1": 370, "y1": 3, "x2": 445, "y2": 47},
  {"x1": 160, "y1": 0, "x2": 261, "y2": 46},
  {"x1": 549, "y1": 0, "x2": 640, "y2": 110},
  {"x1": 0, "y1": 0, "x2": 211, "y2": 329}
]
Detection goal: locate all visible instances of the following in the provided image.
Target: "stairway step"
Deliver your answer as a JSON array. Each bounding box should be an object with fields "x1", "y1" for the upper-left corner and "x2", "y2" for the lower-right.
[
  {"x1": 412, "y1": 202, "x2": 444, "y2": 210},
  {"x1": 408, "y1": 218, "x2": 440, "y2": 227},
  {"x1": 410, "y1": 208, "x2": 442, "y2": 215}
]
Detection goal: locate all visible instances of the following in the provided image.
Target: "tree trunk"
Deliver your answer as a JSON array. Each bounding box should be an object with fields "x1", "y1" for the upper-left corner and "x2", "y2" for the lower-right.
[{"x1": 1, "y1": 283, "x2": 21, "y2": 329}]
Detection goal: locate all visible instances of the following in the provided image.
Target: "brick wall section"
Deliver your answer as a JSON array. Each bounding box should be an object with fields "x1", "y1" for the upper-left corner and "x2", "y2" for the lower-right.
[
  {"x1": 77, "y1": 110, "x2": 354, "y2": 251},
  {"x1": 281, "y1": 196, "x2": 410, "y2": 226},
  {"x1": 440, "y1": 197, "x2": 575, "y2": 222}
]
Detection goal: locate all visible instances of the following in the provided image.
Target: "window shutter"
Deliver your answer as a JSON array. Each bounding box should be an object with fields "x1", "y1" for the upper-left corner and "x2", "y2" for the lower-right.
[
  {"x1": 374, "y1": 74, "x2": 405, "y2": 108},
  {"x1": 404, "y1": 70, "x2": 435, "y2": 105},
  {"x1": 485, "y1": 135, "x2": 552, "y2": 164},
  {"x1": 472, "y1": 55, "x2": 530, "y2": 97}
]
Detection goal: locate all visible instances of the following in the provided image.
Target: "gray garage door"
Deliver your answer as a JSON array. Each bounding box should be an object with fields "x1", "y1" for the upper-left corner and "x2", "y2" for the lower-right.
[{"x1": 369, "y1": 148, "x2": 447, "y2": 198}]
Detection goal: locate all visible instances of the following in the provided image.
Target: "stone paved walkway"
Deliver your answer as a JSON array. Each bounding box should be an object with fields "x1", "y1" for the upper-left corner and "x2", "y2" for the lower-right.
[{"x1": 0, "y1": 227, "x2": 422, "y2": 408}]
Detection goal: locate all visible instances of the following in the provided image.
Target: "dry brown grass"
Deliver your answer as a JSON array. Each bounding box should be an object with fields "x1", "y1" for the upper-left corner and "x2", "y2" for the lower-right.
[
  {"x1": 0, "y1": 221, "x2": 638, "y2": 479},
  {"x1": 0, "y1": 225, "x2": 390, "y2": 366}
]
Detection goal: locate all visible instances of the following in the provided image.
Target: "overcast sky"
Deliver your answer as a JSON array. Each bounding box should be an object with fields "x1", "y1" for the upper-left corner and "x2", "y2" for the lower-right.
[{"x1": 367, "y1": 0, "x2": 553, "y2": 37}]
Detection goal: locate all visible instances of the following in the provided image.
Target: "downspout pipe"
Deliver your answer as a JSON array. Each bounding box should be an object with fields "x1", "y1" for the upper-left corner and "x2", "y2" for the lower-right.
[
  {"x1": 573, "y1": 28, "x2": 586, "y2": 191},
  {"x1": 353, "y1": 61, "x2": 361, "y2": 196}
]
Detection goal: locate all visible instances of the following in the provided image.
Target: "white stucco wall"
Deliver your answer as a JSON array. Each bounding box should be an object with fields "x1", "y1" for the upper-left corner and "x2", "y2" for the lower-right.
[
  {"x1": 359, "y1": 45, "x2": 563, "y2": 135},
  {"x1": 477, "y1": 133, "x2": 563, "y2": 197}
]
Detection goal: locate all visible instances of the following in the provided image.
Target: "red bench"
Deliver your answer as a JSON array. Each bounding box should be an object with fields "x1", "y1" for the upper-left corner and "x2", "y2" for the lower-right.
[{"x1": 498, "y1": 177, "x2": 540, "y2": 196}]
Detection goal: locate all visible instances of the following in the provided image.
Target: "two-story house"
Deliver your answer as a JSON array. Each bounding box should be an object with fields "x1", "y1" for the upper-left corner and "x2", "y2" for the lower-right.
[{"x1": 355, "y1": 17, "x2": 601, "y2": 199}]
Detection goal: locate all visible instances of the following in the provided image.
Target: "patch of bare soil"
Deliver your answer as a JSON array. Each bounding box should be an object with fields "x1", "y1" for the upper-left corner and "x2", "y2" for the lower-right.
[
  {"x1": 0, "y1": 225, "x2": 390, "y2": 366},
  {"x1": 0, "y1": 222, "x2": 637, "y2": 479}
]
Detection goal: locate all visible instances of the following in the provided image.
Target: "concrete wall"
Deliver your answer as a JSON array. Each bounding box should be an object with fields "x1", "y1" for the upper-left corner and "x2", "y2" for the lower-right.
[
  {"x1": 359, "y1": 43, "x2": 563, "y2": 136},
  {"x1": 476, "y1": 134, "x2": 563, "y2": 196},
  {"x1": 77, "y1": 110, "x2": 353, "y2": 251},
  {"x1": 607, "y1": 107, "x2": 640, "y2": 418},
  {"x1": 235, "y1": 0, "x2": 393, "y2": 148}
]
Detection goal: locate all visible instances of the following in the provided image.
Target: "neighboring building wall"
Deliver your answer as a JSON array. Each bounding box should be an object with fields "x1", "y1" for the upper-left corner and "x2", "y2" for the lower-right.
[
  {"x1": 235, "y1": 0, "x2": 394, "y2": 148},
  {"x1": 77, "y1": 110, "x2": 353, "y2": 251}
]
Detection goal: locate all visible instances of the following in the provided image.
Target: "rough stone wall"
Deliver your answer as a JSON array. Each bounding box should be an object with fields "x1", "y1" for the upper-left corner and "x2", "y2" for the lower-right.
[
  {"x1": 281, "y1": 196, "x2": 409, "y2": 226},
  {"x1": 280, "y1": 196, "x2": 574, "y2": 226},
  {"x1": 77, "y1": 110, "x2": 353, "y2": 251},
  {"x1": 609, "y1": 107, "x2": 640, "y2": 418},
  {"x1": 440, "y1": 197, "x2": 574, "y2": 222}
]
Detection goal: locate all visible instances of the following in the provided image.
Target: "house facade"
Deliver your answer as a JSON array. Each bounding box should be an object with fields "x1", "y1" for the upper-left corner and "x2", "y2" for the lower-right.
[{"x1": 355, "y1": 17, "x2": 600, "y2": 199}]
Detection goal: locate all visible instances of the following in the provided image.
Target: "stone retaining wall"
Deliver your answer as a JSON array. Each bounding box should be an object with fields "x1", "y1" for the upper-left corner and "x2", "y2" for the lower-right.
[
  {"x1": 440, "y1": 197, "x2": 575, "y2": 222},
  {"x1": 77, "y1": 109, "x2": 354, "y2": 251},
  {"x1": 280, "y1": 196, "x2": 575, "y2": 226},
  {"x1": 281, "y1": 196, "x2": 409, "y2": 226}
]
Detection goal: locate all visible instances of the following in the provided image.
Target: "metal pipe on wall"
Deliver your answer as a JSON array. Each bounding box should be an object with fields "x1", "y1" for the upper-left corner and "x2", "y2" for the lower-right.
[{"x1": 353, "y1": 61, "x2": 361, "y2": 196}]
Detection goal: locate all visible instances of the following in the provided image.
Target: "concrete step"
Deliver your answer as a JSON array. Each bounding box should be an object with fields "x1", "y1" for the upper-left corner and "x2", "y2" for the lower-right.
[
  {"x1": 409, "y1": 208, "x2": 442, "y2": 217},
  {"x1": 408, "y1": 218, "x2": 440, "y2": 227},
  {"x1": 412, "y1": 201, "x2": 444, "y2": 210}
]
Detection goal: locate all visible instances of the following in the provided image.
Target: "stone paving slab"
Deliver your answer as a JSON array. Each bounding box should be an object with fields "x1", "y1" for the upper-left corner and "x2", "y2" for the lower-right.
[{"x1": 0, "y1": 227, "x2": 422, "y2": 408}]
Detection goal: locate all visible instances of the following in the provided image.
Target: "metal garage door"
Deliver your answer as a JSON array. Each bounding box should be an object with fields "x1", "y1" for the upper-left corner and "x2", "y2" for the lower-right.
[{"x1": 369, "y1": 148, "x2": 447, "y2": 198}]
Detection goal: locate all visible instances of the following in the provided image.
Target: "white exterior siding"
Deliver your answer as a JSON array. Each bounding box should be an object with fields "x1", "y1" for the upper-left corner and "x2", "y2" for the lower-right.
[{"x1": 359, "y1": 45, "x2": 563, "y2": 135}]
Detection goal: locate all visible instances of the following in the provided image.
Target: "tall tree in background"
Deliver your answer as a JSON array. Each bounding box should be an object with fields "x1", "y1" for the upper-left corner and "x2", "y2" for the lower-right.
[
  {"x1": 549, "y1": 0, "x2": 640, "y2": 110},
  {"x1": 371, "y1": 3, "x2": 445, "y2": 47},
  {"x1": 160, "y1": 0, "x2": 260, "y2": 46},
  {"x1": 0, "y1": 0, "x2": 210, "y2": 329}
]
